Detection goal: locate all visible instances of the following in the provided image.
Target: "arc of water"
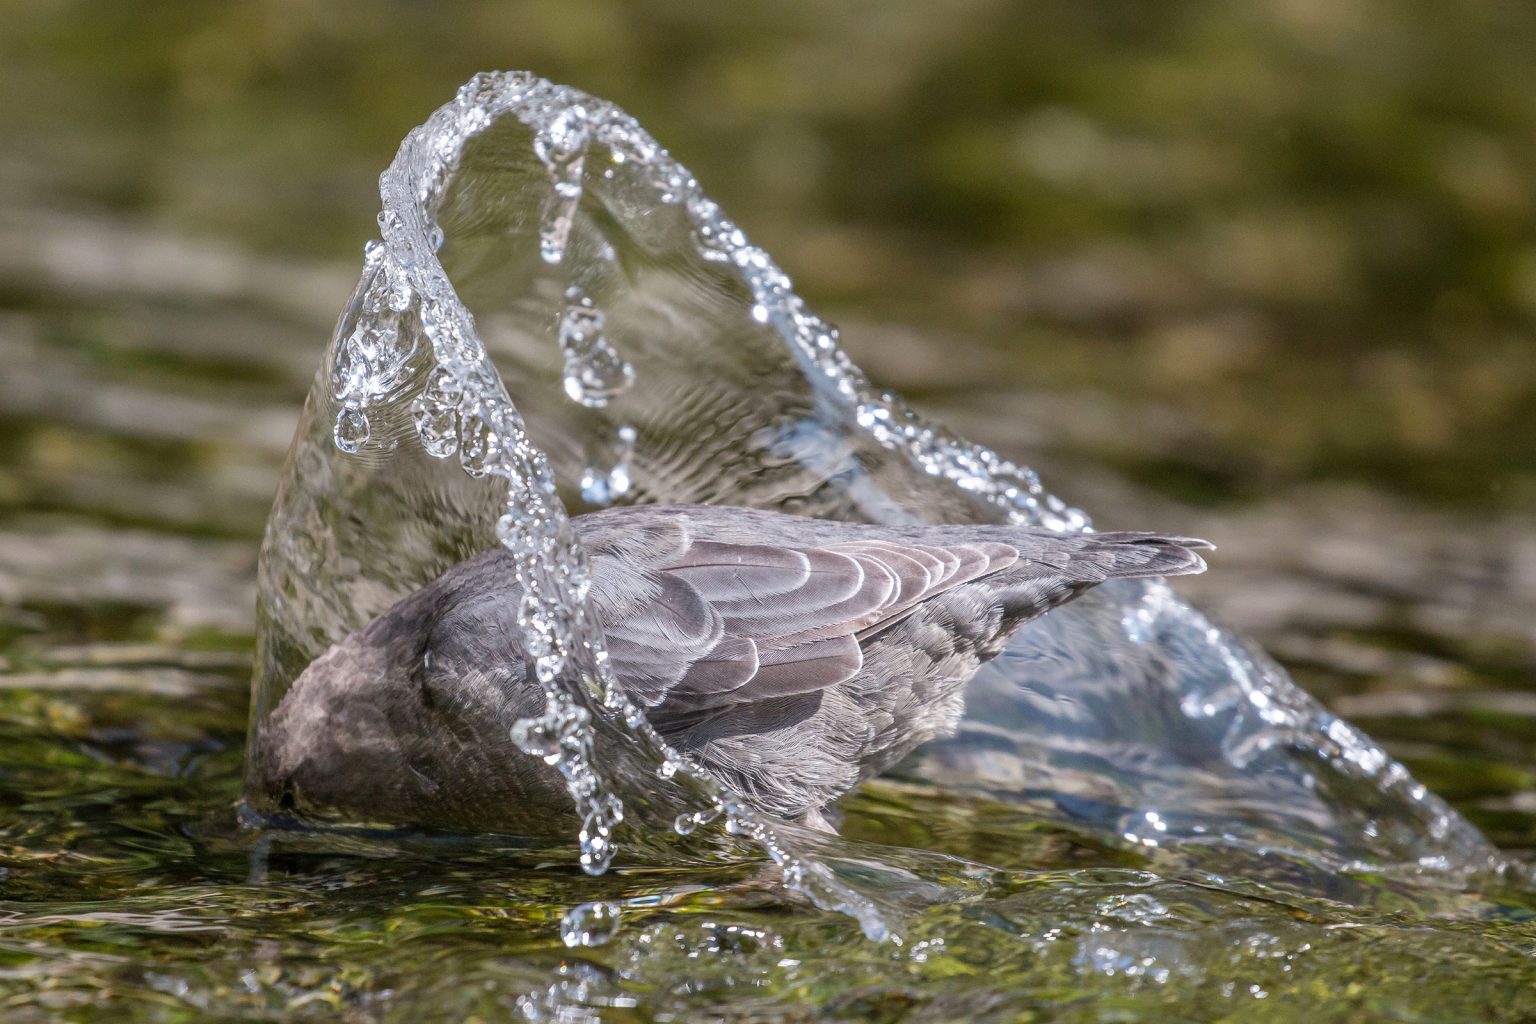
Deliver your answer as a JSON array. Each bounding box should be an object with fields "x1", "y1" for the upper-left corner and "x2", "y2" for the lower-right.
[{"x1": 327, "y1": 71, "x2": 1502, "y2": 939}]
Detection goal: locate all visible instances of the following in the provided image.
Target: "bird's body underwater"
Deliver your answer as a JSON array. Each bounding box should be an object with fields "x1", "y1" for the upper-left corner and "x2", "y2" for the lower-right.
[{"x1": 252, "y1": 504, "x2": 1209, "y2": 834}]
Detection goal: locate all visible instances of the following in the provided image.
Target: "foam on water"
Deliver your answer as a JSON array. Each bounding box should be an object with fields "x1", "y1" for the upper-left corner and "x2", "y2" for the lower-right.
[{"x1": 250, "y1": 71, "x2": 1507, "y2": 942}]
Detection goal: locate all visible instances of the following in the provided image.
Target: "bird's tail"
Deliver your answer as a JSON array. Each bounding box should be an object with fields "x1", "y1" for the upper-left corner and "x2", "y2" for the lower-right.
[
  {"x1": 1078, "y1": 531, "x2": 1213, "y2": 581},
  {"x1": 976, "y1": 528, "x2": 1212, "y2": 658}
]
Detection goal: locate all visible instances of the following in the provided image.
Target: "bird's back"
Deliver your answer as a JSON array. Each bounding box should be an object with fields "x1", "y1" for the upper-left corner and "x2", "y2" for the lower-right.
[{"x1": 570, "y1": 505, "x2": 1209, "y2": 822}]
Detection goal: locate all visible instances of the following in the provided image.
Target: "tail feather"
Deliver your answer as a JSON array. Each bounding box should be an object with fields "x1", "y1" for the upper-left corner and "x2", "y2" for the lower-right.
[
  {"x1": 1081, "y1": 531, "x2": 1212, "y2": 581},
  {"x1": 983, "y1": 528, "x2": 1212, "y2": 656}
]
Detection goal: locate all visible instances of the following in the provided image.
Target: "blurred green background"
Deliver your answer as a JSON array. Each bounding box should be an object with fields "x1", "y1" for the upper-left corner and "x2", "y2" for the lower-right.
[{"x1": 3, "y1": 0, "x2": 1534, "y2": 521}]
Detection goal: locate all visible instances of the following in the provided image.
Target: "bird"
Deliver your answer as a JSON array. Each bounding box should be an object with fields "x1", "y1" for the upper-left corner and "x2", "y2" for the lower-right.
[{"x1": 251, "y1": 503, "x2": 1209, "y2": 835}]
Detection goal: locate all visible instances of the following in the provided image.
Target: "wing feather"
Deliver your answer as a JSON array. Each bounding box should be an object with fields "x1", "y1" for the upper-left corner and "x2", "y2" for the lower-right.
[
  {"x1": 418, "y1": 507, "x2": 1207, "y2": 725},
  {"x1": 581, "y1": 521, "x2": 1027, "y2": 714},
  {"x1": 572, "y1": 511, "x2": 1206, "y2": 719},
  {"x1": 674, "y1": 634, "x2": 760, "y2": 694},
  {"x1": 667, "y1": 542, "x2": 812, "y2": 601}
]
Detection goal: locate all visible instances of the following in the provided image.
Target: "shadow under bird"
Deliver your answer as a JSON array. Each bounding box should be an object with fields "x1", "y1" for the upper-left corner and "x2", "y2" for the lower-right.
[{"x1": 253, "y1": 504, "x2": 1210, "y2": 833}]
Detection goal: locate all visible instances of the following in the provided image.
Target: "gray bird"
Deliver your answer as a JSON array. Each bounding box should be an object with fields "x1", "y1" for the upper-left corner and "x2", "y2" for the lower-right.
[{"x1": 252, "y1": 504, "x2": 1209, "y2": 834}]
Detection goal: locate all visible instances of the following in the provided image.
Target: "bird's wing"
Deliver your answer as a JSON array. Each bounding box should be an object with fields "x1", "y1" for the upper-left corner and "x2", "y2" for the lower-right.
[{"x1": 581, "y1": 518, "x2": 1016, "y2": 715}]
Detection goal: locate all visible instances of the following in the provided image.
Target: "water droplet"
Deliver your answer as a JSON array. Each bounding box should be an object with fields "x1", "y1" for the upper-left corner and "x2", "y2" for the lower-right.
[
  {"x1": 563, "y1": 344, "x2": 634, "y2": 408},
  {"x1": 673, "y1": 802, "x2": 722, "y2": 836},
  {"x1": 579, "y1": 424, "x2": 635, "y2": 505},
  {"x1": 559, "y1": 291, "x2": 633, "y2": 408},
  {"x1": 560, "y1": 901, "x2": 621, "y2": 948},
  {"x1": 385, "y1": 265, "x2": 414, "y2": 313},
  {"x1": 333, "y1": 407, "x2": 370, "y2": 453},
  {"x1": 579, "y1": 792, "x2": 624, "y2": 874},
  {"x1": 569, "y1": 564, "x2": 592, "y2": 602},
  {"x1": 497, "y1": 510, "x2": 556, "y2": 559},
  {"x1": 540, "y1": 194, "x2": 578, "y2": 265},
  {"x1": 535, "y1": 105, "x2": 590, "y2": 264},
  {"x1": 579, "y1": 831, "x2": 612, "y2": 874},
  {"x1": 535, "y1": 105, "x2": 592, "y2": 175},
  {"x1": 411, "y1": 372, "x2": 461, "y2": 458},
  {"x1": 535, "y1": 652, "x2": 566, "y2": 683},
  {"x1": 458, "y1": 405, "x2": 502, "y2": 477},
  {"x1": 516, "y1": 591, "x2": 554, "y2": 657},
  {"x1": 511, "y1": 714, "x2": 561, "y2": 761},
  {"x1": 496, "y1": 510, "x2": 523, "y2": 546}
]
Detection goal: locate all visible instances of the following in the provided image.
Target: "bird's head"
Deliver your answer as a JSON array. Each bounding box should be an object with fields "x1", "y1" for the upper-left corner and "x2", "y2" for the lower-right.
[{"x1": 248, "y1": 569, "x2": 570, "y2": 833}]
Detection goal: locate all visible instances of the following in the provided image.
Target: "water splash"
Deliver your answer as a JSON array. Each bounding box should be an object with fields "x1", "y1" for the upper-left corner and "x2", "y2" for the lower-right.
[{"x1": 251, "y1": 71, "x2": 1506, "y2": 945}]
